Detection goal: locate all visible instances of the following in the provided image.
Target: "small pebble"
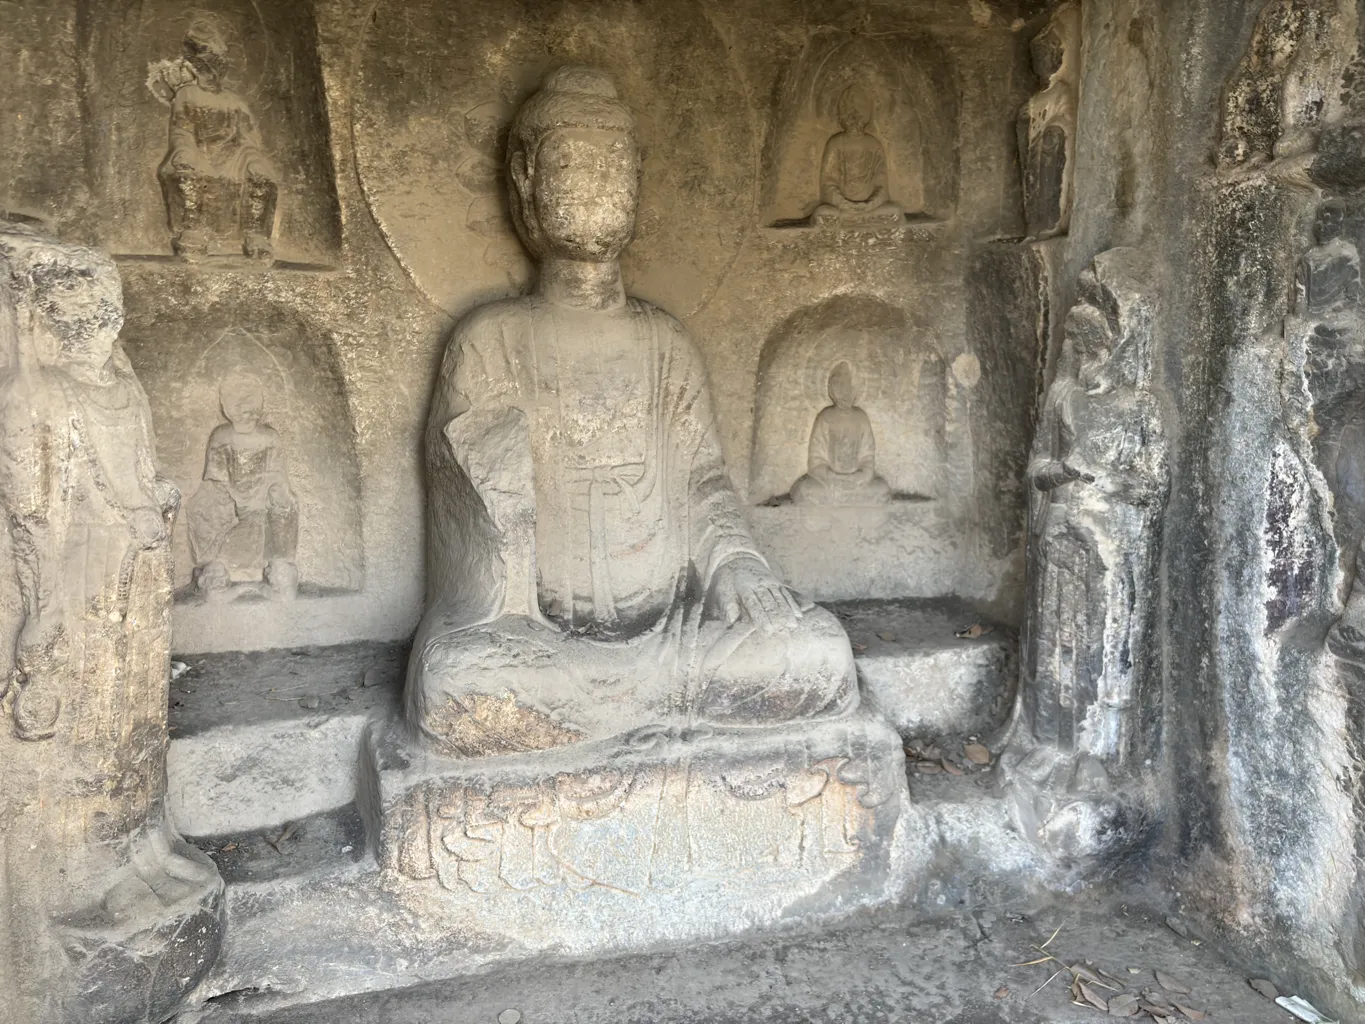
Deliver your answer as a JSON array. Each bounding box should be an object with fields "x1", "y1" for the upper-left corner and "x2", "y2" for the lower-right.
[
  {"x1": 300, "y1": 695, "x2": 320, "y2": 709},
  {"x1": 363, "y1": 667, "x2": 381, "y2": 688},
  {"x1": 498, "y1": 1011, "x2": 521, "y2": 1024}
]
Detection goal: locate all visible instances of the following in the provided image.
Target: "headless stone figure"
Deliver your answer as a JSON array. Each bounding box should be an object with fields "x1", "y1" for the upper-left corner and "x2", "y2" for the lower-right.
[
  {"x1": 186, "y1": 375, "x2": 298, "y2": 599},
  {"x1": 157, "y1": 19, "x2": 278, "y2": 261},
  {"x1": 791, "y1": 361, "x2": 891, "y2": 505},
  {"x1": 1018, "y1": 3, "x2": 1079, "y2": 240},
  {"x1": 810, "y1": 85, "x2": 904, "y2": 228},
  {"x1": 408, "y1": 67, "x2": 857, "y2": 758}
]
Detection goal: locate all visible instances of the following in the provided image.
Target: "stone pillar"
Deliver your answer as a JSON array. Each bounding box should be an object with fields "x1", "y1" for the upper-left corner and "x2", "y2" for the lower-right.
[{"x1": 0, "y1": 224, "x2": 223, "y2": 1024}]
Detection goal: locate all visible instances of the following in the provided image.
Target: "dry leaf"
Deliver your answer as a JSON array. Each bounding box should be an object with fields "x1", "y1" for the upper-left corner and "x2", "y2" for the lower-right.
[
  {"x1": 917, "y1": 761, "x2": 942, "y2": 774},
  {"x1": 266, "y1": 821, "x2": 298, "y2": 854},
  {"x1": 1155, "y1": 972, "x2": 1192, "y2": 995},
  {"x1": 1174, "y1": 1005, "x2": 1206, "y2": 1021},
  {"x1": 941, "y1": 759, "x2": 965, "y2": 776},
  {"x1": 965, "y1": 743, "x2": 992, "y2": 764},
  {"x1": 220, "y1": 842, "x2": 238, "y2": 853},
  {"x1": 1249, "y1": 978, "x2": 1278, "y2": 1001},
  {"x1": 852, "y1": 642, "x2": 868, "y2": 653},
  {"x1": 955, "y1": 622, "x2": 995, "y2": 639},
  {"x1": 877, "y1": 632, "x2": 896, "y2": 642},
  {"x1": 993, "y1": 986, "x2": 1009, "y2": 1000},
  {"x1": 1079, "y1": 981, "x2": 1109, "y2": 1011},
  {"x1": 1108, "y1": 995, "x2": 1141, "y2": 1018}
]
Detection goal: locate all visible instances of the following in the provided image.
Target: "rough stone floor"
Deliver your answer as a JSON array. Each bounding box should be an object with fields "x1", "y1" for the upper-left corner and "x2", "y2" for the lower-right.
[{"x1": 195, "y1": 891, "x2": 1295, "y2": 1024}]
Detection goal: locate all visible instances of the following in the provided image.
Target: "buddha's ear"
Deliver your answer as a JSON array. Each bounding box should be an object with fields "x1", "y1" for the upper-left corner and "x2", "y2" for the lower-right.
[{"x1": 509, "y1": 150, "x2": 533, "y2": 208}]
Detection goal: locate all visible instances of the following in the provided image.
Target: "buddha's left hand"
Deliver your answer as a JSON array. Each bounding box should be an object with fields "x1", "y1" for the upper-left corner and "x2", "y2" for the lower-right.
[{"x1": 710, "y1": 556, "x2": 803, "y2": 632}]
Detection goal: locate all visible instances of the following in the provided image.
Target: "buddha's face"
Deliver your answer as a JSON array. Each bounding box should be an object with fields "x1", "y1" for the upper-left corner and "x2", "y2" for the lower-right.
[
  {"x1": 1317, "y1": 203, "x2": 1346, "y2": 245},
  {"x1": 522, "y1": 127, "x2": 640, "y2": 262},
  {"x1": 29, "y1": 252, "x2": 123, "y2": 370},
  {"x1": 1066, "y1": 302, "x2": 1114, "y2": 389},
  {"x1": 222, "y1": 385, "x2": 264, "y2": 432},
  {"x1": 829, "y1": 363, "x2": 856, "y2": 408}
]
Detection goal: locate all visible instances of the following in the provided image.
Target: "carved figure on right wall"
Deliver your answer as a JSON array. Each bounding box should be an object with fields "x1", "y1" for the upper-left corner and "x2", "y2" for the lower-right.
[
  {"x1": 1018, "y1": 2, "x2": 1080, "y2": 240},
  {"x1": 791, "y1": 361, "x2": 891, "y2": 505},
  {"x1": 157, "y1": 18, "x2": 279, "y2": 261},
  {"x1": 185, "y1": 374, "x2": 299, "y2": 600},
  {"x1": 810, "y1": 85, "x2": 905, "y2": 228},
  {"x1": 1007, "y1": 248, "x2": 1168, "y2": 862},
  {"x1": 1297, "y1": 197, "x2": 1361, "y2": 332}
]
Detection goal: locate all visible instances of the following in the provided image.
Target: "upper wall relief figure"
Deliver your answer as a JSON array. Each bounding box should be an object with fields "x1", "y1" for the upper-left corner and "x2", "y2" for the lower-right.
[
  {"x1": 1218, "y1": 0, "x2": 1355, "y2": 170},
  {"x1": 810, "y1": 86, "x2": 906, "y2": 229},
  {"x1": 407, "y1": 66, "x2": 858, "y2": 759},
  {"x1": 0, "y1": 224, "x2": 222, "y2": 1022},
  {"x1": 762, "y1": 30, "x2": 959, "y2": 227},
  {"x1": 1018, "y1": 3, "x2": 1080, "y2": 240},
  {"x1": 186, "y1": 372, "x2": 299, "y2": 601},
  {"x1": 156, "y1": 17, "x2": 280, "y2": 260},
  {"x1": 791, "y1": 361, "x2": 892, "y2": 505}
]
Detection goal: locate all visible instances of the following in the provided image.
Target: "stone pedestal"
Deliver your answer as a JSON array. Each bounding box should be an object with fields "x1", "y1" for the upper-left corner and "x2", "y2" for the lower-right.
[{"x1": 363, "y1": 711, "x2": 914, "y2": 955}]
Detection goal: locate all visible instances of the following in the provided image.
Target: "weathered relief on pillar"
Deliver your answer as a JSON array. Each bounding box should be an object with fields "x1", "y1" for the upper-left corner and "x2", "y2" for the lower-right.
[
  {"x1": 150, "y1": 16, "x2": 280, "y2": 261},
  {"x1": 1217, "y1": 0, "x2": 1364, "y2": 180},
  {"x1": 1018, "y1": 3, "x2": 1080, "y2": 240},
  {"x1": 82, "y1": 1, "x2": 340, "y2": 266},
  {"x1": 762, "y1": 29, "x2": 959, "y2": 228},
  {"x1": 118, "y1": 312, "x2": 362, "y2": 606},
  {"x1": 1004, "y1": 248, "x2": 1168, "y2": 864},
  {"x1": 0, "y1": 224, "x2": 224, "y2": 1022}
]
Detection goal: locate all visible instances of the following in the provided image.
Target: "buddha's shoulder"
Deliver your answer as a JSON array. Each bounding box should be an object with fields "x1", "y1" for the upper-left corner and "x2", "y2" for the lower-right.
[{"x1": 450, "y1": 297, "x2": 544, "y2": 346}]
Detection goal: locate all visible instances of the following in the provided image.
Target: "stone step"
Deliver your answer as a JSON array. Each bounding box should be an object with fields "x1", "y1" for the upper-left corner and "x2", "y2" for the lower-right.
[{"x1": 166, "y1": 599, "x2": 1017, "y2": 838}]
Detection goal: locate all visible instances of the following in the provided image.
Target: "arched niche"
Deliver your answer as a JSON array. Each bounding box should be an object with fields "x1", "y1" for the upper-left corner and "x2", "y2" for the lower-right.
[
  {"x1": 761, "y1": 30, "x2": 960, "y2": 228},
  {"x1": 121, "y1": 300, "x2": 362, "y2": 599},
  {"x1": 750, "y1": 295, "x2": 948, "y2": 505}
]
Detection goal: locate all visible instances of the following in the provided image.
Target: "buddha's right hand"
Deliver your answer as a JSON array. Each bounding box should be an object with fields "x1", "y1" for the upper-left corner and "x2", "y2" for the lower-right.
[{"x1": 709, "y1": 556, "x2": 803, "y2": 633}]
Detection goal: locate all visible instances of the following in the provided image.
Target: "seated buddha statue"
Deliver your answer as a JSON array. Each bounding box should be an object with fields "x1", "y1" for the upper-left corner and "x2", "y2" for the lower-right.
[
  {"x1": 407, "y1": 66, "x2": 858, "y2": 759},
  {"x1": 810, "y1": 85, "x2": 905, "y2": 228},
  {"x1": 791, "y1": 362, "x2": 891, "y2": 506}
]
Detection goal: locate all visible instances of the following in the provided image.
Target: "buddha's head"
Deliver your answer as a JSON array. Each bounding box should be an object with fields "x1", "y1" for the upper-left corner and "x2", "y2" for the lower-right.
[
  {"x1": 1316, "y1": 199, "x2": 1348, "y2": 245},
  {"x1": 221, "y1": 375, "x2": 265, "y2": 433},
  {"x1": 0, "y1": 223, "x2": 123, "y2": 372},
  {"x1": 836, "y1": 85, "x2": 874, "y2": 134},
  {"x1": 184, "y1": 18, "x2": 230, "y2": 92},
  {"x1": 507, "y1": 66, "x2": 641, "y2": 263},
  {"x1": 828, "y1": 361, "x2": 857, "y2": 408},
  {"x1": 1030, "y1": 4, "x2": 1079, "y2": 85}
]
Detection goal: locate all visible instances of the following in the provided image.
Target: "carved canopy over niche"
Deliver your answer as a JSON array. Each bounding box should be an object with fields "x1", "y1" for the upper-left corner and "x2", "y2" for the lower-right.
[
  {"x1": 120, "y1": 300, "x2": 362, "y2": 597},
  {"x1": 353, "y1": 0, "x2": 755, "y2": 318},
  {"x1": 750, "y1": 295, "x2": 947, "y2": 505},
  {"x1": 761, "y1": 30, "x2": 960, "y2": 227},
  {"x1": 80, "y1": 0, "x2": 340, "y2": 265}
]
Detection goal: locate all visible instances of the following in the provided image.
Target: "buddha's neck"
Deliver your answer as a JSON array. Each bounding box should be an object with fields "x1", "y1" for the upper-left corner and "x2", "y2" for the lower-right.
[{"x1": 539, "y1": 258, "x2": 626, "y2": 311}]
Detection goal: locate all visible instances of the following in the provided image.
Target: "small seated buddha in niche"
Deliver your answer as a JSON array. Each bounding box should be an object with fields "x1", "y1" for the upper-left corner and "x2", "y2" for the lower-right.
[
  {"x1": 407, "y1": 66, "x2": 858, "y2": 759},
  {"x1": 185, "y1": 374, "x2": 298, "y2": 600},
  {"x1": 1296, "y1": 199, "x2": 1361, "y2": 333},
  {"x1": 157, "y1": 18, "x2": 279, "y2": 261},
  {"x1": 791, "y1": 362, "x2": 891, "y2": 506},
  {"x1": 810, "y1": 85, "x2": 905, "y2": 228}
]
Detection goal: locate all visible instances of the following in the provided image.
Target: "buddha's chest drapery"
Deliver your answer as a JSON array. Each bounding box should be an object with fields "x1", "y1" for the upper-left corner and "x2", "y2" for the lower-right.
[
  {"x1": 528, "y1": 308, "x2": 681, "y2": 632},
  {"x1": 824, "y1": 136, "x2": 886, "y2": 202}
]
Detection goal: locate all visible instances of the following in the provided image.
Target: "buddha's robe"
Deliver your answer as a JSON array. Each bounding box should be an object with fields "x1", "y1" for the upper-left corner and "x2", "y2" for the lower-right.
[{"x1": 407, "y1": 297, "x2": 857, "y2": 757}]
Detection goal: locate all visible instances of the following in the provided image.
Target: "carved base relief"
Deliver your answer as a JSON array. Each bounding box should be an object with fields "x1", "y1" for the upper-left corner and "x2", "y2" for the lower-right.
[{"x1": 367, "y1": 714, "x2": 914, "y2": 944}]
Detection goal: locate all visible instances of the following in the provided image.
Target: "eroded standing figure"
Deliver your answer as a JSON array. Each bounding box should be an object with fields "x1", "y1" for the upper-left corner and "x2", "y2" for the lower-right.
[
  {"x1": 186, "y1": 373, "x2": 299, "y2": 600},
  {"x1": 408, "y1": 66, "x2": 857, "y2": 759},
  {"x1": 1007, "y1": 248, "x2": 1168, "y2": 863},
  {"x1": 158, "y1": 18, "x2": 279, "y2": 260},
  {"x1": 810, "y1": 85, "x2": 905, "y2": 228},
  {"x1": 0, "y1": 224, "x2": 222, "y2": 1024},
  {"x1": 1018, "y1": 3, "x2": 1079, "y2": 240},
  {"x1": 791, "y1": 361, "x2": 891, "y2": 505}
]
